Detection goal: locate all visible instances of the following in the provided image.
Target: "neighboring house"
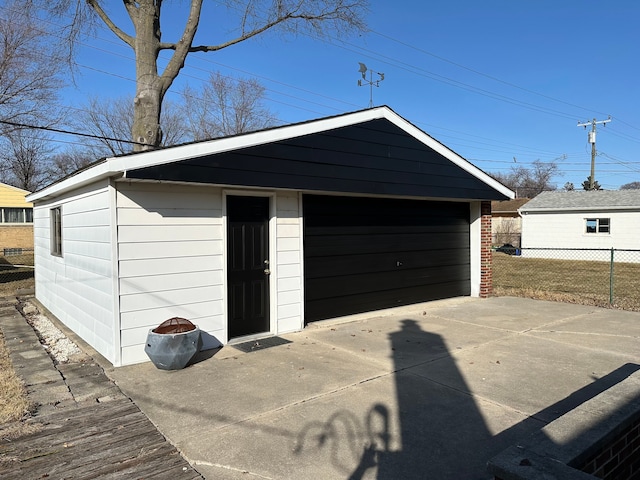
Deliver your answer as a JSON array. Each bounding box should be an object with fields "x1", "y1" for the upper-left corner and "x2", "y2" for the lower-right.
[
  {"x1": 491, "y1": 198, "x2": 530, "y2": 247},
  {"x1": 520, "y1": 190, "x2": 640, "y2": 261},
  {"x1": 26, "y1": 107, "x2": 513, "y2": 366},
  {"x1": 0, "y1": 183, "x2": 33, "y2": 255}
]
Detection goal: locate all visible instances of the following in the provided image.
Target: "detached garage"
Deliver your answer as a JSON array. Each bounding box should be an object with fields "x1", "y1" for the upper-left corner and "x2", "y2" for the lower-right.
[{"x1": 27, "y1": 106, "x2": 512, "y2": 366}]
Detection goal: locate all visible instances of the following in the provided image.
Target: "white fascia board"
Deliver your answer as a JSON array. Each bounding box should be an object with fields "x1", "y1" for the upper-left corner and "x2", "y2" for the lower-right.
[
  {"x1": 26, "y1": 160, "x2": 117, "y2": 202},
  {"x1": 381, "y1": 109, "x2": 515, "y2": 199}
]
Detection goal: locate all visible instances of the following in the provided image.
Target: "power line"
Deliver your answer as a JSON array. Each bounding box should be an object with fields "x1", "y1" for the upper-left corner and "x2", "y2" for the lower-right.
[
  {"x1": 577, "y1": 117, "x2": 612, "y2": 190},
  {"x1": 0, "y1": 120, "x2": 149, "y2": 147}
]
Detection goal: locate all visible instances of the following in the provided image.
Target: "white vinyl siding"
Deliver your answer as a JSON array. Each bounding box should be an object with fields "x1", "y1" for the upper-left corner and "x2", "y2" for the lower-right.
[
  {"x1": 116, "y1": 182, "x2": 225, "y2": 365},
  {"x1": 275, "y1": 192, "x2": 303, "y2": 333},
  {"x1": 521, "y1": 210, "x2": 640, "y2": 262},
  {"x1": 32, "y1": 181, "x2": 116, "y2": 361}
]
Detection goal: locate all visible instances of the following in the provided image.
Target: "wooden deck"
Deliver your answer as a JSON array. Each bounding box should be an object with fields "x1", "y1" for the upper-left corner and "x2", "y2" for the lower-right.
[{"x1": 0, "y1": 398, "x2": 202, "y2": 479}]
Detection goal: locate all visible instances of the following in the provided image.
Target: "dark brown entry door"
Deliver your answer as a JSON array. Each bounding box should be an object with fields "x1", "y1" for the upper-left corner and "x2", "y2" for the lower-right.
[{"x1": 227, "y1": 196, "x2": 270, "y2": 339}]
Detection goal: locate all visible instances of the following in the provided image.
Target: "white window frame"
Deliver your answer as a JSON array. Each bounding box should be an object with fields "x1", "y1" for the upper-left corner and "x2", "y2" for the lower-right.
[
  {"x1": 585, "y1": 217, "x2": 610, "y2": 234},
  {"x1": 50, "y1": 206, "x2": 62, "y2": 256}
]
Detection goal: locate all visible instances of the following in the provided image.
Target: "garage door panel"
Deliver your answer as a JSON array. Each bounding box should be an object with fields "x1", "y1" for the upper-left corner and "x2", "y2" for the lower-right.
[
  {"x1": 306, "y1": 264, "x2": 470, "y2": 301},
  {"x1": 306, "y1": 280, "x2": 469, "y2": 320},
  {"x1": 305, "y1": 249, "x2": 470, "y2": 279},
  {"x1": 304, "y1": 231, "x2": 469, "y2": 256},
  {"x1": 303, "y1": 194, "x2": 470, "y2": 322}
]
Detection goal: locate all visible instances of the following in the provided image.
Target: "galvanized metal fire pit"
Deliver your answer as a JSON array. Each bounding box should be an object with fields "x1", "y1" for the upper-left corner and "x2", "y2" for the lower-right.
[{"x1": 144, "y1": 317, "x2": 202, "y2": 370}]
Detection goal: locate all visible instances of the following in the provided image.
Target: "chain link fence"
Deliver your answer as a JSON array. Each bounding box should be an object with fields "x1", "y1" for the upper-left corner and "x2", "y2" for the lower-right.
[
  {"x1": 0, "y1": 248, "x2": 34, "y2": 294},
  {"x1": 493, "y1": 247, "x2": 640, "y2": 311}
]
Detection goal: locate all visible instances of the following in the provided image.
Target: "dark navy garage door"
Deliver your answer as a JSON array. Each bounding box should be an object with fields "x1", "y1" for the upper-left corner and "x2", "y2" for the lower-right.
[{"x1": 303, "y1": 195, "x2": 470, "y2": 322}]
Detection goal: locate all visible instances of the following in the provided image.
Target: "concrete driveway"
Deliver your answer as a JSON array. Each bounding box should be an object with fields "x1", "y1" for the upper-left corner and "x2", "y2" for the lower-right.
[{"x1": 106, "y1": 296, "x2": 640, "y2": 479}]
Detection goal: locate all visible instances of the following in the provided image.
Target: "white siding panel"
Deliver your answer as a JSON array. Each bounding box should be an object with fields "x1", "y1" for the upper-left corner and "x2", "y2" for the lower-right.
[
  {"x1": 116, "y1": 182, "x2": 223, "y2": 210},
  {"x1": 119, "y1": 255, "x2": 223, "y2": 278},
  {"x1": 120, "y1": 345, "x2": 152, "y2": 365},
  {"x1": 120, "y1": 270, "x2": 224, "y2": 295},
  {"x1": 278, "y1": 316, "x2": 303, "y2": 334},
  {"x1": 277, "y1": 277, "x2": 301, "y2": 292},
  {"x1": 118, "y1": 208, "x2": 222, "y2": 226},
  {"x1": 277, "y1": 237, "x2": 300, "y2": 252},
  {"x1": 118, "y1": 240, "x2": 222, "y2": 260},
  {"x1": 120, "y1": 301, "x2": 224, "y2": 329},
  {"x1": 118, "y1": 224, "x2": 223, "y2": 243},
  {"x1": 277, "y1": 224, "x2": 301, "y2": 238},
  {"x1": 277, "y1": 250, "x2": 300, "y2": 265},
  {"x1": 120, "y1": 285, "x2": 225, "y2": 313},
  {"x1": 278, "y1": 290, "x2": 301, "y2": 306},
  {"x1": 278, "y1": 303, "x2": 301, "y2": 319},
  {"x1": 277, "y1": 263, "x2": 301, "y2": 278},
  {"x1": 521, "y1": 210, "x2": 640, "y2": 262},
  {"x1": 65, "y1": 225, "x2": 111, "y2": 242},
  {"x1": 275, "y1": 191, "x2": 303, "y2": 335},
  {"x1": 31, "y1": 181, "x2": 116, "y2": 364},
  {"x1": 116, "y1": 183, "x2": 225, "y2": 365},
  {"x1": 63, "y1": 239, "x2": 112, "y2": 260}
]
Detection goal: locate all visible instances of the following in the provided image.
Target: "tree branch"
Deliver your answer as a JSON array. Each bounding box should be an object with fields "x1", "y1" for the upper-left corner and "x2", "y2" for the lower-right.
[
  {"x1": 159, "y1": 0, "x2": 203, "y2": 95},
  {"x1": 86, "y1": 0, "x2": 135, "y2": 47}
]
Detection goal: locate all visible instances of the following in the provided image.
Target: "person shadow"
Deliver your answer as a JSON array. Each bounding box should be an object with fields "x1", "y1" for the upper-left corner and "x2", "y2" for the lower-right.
[{"x1": 296, "y1": 318, "x2": 639, "y2": 479}]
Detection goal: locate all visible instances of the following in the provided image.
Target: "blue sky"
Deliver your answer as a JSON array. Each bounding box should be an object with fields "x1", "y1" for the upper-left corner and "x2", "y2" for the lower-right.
[{"x1": 61, "y1": 0, "x2": 640, "y2": 190}]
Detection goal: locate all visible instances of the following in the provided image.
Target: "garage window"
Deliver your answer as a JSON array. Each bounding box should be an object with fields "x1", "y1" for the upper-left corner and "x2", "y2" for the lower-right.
[
  {"x1": 585, "y1": 218, "x2": 609, "y2": 234},
  {"x1": 51, "y1": 207, "x2": 62, "y2": 256}
]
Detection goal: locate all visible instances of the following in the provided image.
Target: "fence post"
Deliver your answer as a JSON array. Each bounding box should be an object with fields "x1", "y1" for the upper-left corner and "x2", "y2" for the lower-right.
[{"x1": 609, "y1": 248, "x2": 614, "y2": 305}]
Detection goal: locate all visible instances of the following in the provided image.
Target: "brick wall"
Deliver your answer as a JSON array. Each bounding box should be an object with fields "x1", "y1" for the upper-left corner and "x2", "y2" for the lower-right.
[
  {"x1": 480, "y1": 201, "x2": 492, "y2": 298},
  {"x1": 578, "y1": 416, "x2": 640, "y2": 479},
  {"x1": 0, "y1": 225, "x2": 34, "y2": 250}
]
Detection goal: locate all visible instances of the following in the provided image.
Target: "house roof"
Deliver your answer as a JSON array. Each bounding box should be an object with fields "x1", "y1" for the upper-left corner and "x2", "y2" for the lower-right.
[
  {"x1": 520, "y1": 190, "x2": 640, "y2": 213},
  {"x1": 491, "y1": 198, "x2": 530, "y2": 214},
  {"x1": 27, "y1": 106, "x2": 514, "y2": 203}
]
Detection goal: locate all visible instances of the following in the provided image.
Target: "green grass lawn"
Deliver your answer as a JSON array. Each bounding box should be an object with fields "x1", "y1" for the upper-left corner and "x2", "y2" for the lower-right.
[{"x1": 492, "y1": 252, "x2": 640, "y2": 311}]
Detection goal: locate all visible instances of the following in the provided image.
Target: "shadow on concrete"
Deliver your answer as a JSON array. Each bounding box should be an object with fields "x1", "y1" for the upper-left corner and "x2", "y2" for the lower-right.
[{"x1": 294, "y1": 319, "x2": 640, "y2": 479}]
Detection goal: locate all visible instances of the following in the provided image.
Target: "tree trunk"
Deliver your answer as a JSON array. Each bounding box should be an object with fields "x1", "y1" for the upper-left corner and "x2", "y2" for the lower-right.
[{"x1": 131, "y1": 2, "x2": 163, "y2": 151}]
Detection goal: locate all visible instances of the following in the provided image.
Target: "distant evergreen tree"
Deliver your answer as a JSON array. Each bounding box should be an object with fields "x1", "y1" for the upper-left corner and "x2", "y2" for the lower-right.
[{"x1": 582, "y1": 176, "x2": 601, "y2": 190}]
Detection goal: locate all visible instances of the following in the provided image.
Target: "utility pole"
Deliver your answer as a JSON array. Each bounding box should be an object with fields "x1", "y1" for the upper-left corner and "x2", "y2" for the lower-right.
[
  {"x1": 577, "y1": 116, "x2": 611, "y2": 190},
  {"x1": 357, "y1": 63, "x2": 384, "y2": 108}
]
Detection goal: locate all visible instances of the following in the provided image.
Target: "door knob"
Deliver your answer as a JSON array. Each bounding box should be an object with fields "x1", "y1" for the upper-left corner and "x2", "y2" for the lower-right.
[{"x1": 264, "y1": 268, "x2": 271, "y2": 275}]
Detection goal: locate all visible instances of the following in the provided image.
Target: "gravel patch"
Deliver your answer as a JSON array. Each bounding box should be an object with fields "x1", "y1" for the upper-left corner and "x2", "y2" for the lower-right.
[{"x1": 21, "y1": 302, "x2": 81, "y2": 364}]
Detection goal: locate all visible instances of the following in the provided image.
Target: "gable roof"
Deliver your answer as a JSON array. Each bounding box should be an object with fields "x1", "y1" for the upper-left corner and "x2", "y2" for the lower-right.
[
  {"x1": 28, "y1": 106, "x2": 513, "y2": 203},
  {"x1": 520, "y1": 190, "x2": 640, "y2": 213}
]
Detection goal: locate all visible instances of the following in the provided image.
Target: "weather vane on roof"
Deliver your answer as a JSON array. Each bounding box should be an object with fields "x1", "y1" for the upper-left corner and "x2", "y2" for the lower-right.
[{"x1": 357, "y1": 62, "x2": 384, "y2": 108}]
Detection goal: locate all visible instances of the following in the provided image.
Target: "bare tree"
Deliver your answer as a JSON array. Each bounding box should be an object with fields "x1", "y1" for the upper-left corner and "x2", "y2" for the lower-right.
[
  {"x1": 0, "y1": 129, "x2": 54, "y2": 191},
  {"x1": 492, "y1": 159, "x2": 560, "y2": 198},
  {"x1": 0, "y1": 2, "x2": 63, "y2": 131},
  {"x1": 42, "y1": 1, "x2": 367, "y2": 151},
  {"x1": 46, "y1": 147, "x2": 95, "y2": 183},
  {"x1": 620, "y1": 181, "x2": 640, "y2": 190},
  {"x1": 72, "y1": 96, "x2": 189, "y2": 156},
  {"x1": 182, "y1": 72, "x2": 279, "y2": 140}
]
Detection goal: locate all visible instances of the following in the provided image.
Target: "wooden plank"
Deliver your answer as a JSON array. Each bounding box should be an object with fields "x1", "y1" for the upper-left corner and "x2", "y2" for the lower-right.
[{"x1": 0, "y1": 398, "x2": 202, "y2": 480}]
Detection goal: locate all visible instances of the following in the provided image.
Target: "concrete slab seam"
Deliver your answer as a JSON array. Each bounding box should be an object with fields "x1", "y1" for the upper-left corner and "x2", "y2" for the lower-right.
[{"x1": 192, "y1": 461, "x2": 273, "y2": 479}]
